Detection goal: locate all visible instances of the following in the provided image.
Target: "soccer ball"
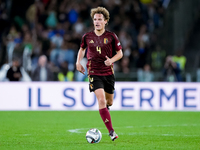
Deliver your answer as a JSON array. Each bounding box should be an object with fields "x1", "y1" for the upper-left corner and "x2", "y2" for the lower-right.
[{"x1": 86, "y1": 128, "x2": 102, "y2": 143}]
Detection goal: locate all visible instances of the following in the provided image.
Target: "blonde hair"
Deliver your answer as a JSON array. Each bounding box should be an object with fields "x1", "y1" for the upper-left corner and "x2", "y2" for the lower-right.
[{"x1": 90, "y1": 7, "x2": 110, "y2": 25}]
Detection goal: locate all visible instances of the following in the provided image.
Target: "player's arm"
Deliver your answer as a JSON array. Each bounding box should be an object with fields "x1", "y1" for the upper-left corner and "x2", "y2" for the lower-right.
[
  {"x1": 104, "y1": 49, "x2": 123, "y2": 66},
  {"x1": 76, "y1": 47, "x2": 86, "y2": 75}
]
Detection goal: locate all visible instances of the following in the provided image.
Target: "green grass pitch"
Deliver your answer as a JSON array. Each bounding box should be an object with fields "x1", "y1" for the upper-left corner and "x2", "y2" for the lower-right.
[{"x1": 0, "y1": 111, "x2": 200, "y2": 150}]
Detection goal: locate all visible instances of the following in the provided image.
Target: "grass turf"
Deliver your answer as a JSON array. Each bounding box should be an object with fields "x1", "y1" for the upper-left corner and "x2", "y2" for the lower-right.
[{"x1": 0, "y1": 111, "x2": 200, "y2": 150}]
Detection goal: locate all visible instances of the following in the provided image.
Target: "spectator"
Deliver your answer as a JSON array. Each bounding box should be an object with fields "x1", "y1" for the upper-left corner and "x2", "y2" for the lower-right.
[
  {"x1": 22, "y1": 32, "x2": 34, "y2": 73},
  {"x1": 50, "y1": 30, "x2": 63, "y2": 49},
  {"x1": 6, "y1": 58, "x2": 22, "y2": 81},
  {"x1": 49, "y1": 30, "x2": 64, "y2": 67},
  {"x1": 31, "y1": 39, "x2": 42, "y2": 70},
  {"x1": 129, "y1": 49, "x2": 140, "y2": 69},
  {"x1": 31, "y1": 55, "x2": 53, "y2": 81},
  {"x1": 137, "y1": 63, "x2": 154, "y2": 82},
  {"x1": 137, "y1": 24, "x2": 150, "y2": 68},
  {"x1": 58, "y1": 42, "x2": 75, "y2": 70},
  {"x1": 120, "y1": 56, "x2": 130, "y2": 74},
  {"x1": 57, "y1": 61, "x2": 74, "y2": 81},
  {"x1": 26, "y1": 0, "x2": 40, "y2": 29},
  {"x1": 172, "y1": 50, "x2": 186, "y2": 73},
  {"x1": 151, "y1": 45, "x2": 166, "y2": 71},
  {"x1": 163, "y1": 55, "x2": 182, "y2": 82},
  {"x1": 67, "y1": 5, "x2": 79, "y2": 25},
  {"x1": 45, "y1": 1, "x2": 57, "y2": 28}
]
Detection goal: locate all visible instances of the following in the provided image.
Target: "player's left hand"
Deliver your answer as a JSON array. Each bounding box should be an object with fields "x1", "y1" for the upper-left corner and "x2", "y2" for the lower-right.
[{"x1": 104, "y1": 56, "x2": 112, "y2": 66}]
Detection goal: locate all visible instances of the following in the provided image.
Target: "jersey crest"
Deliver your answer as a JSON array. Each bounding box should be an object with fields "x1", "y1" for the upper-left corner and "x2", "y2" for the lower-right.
[{"x1": 104, "y1": 38, "x2": 108, "y2": 44}]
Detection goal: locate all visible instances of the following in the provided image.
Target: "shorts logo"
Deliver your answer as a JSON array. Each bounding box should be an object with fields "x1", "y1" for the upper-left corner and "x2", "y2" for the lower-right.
[
  {"x1": 89, "y1": 77, "x2": 94, "y2": 82},
  {"x1": 89, "y1": 40, "x2": 94, "y2": 43},
  {"x1": 90, "y1": 84, "x2": 93, "y2": 89},
  {"x1": 104, "y1": 38, "x2": 108, "y2": 44}
]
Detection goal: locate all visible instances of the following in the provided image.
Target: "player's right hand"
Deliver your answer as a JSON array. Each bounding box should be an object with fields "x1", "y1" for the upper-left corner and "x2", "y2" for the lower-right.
[{"x1": 76, "y1": 63, "x2": 85, "y2": 75}]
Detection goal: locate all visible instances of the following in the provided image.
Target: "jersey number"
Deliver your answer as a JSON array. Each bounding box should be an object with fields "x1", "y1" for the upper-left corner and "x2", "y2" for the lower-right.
[{"x1": 96, "y1": 46, "x2": 101, "y2": 54}]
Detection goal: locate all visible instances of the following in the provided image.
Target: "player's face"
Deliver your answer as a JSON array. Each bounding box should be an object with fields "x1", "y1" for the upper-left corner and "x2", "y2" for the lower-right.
[{"x1": 93, "y1": 14, "x2": 107, "y2": 31}]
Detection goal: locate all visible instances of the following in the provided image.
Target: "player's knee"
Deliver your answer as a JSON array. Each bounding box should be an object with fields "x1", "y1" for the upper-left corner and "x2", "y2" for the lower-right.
[{"x1": 98, "y1": 98, "x2": 106, "y2": 106}]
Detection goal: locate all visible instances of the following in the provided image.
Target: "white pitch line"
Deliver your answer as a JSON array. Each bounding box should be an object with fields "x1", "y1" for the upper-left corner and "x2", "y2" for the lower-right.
[
  {"x1": 67, "y1": 124, "x2": 200, "y2": 137},
  {"x1": 126, "y1": 124, "x2": 199, "y2": 128},
  {"x1": 68, "y1": 127, "x2": 106, "y2": 134},
  {"x1": 68, "y1": 128, "x2": 89, "y2": 133}
]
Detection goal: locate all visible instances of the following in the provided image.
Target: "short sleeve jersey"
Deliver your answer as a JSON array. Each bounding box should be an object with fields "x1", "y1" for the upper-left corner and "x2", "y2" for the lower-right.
[{"x1": 80, "y1": 30, "x2": 122, "y2": 76}]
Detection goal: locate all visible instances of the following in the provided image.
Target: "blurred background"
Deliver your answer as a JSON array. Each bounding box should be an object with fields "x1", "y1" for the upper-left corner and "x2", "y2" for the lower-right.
[{"x1": 0, "y1": 0, "x2": 200, "y2": 82}]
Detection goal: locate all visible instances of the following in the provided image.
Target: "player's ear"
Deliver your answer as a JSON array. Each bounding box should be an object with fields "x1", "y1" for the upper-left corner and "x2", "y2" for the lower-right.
[{"x1": 104, "y1": 20, "x2": 108, "y2": 25}]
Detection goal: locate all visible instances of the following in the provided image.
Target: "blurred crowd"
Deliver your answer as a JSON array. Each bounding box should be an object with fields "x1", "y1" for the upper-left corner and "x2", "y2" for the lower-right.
[{"x1": 0, "y1": 0, "x2": 186, "y2": 82}]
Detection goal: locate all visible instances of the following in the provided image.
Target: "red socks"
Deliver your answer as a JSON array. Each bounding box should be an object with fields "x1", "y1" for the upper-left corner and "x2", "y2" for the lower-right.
[{"x1": 99, "y1": 107, "x2": 114, "y2": 133}]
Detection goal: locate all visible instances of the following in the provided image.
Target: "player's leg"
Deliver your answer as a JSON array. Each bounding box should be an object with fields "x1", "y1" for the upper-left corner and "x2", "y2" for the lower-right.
[
  {"x1": 104, "y1": 75, "x2": 115, "y2": 110},
  {"x1": 94, "y1": 89, "x2": 115, "y2": 136},
  {"x1": 105, "y1": 93, "x2": 113, "y2": 106},
  {"x1": 105, "y1": 92, "x2": 114, "y2": 110},
  {"x1": 90, "y1": 75, "x2": 118, "y2": 141},
  {"x1": 104, "y1": 92, "x2": 118, "y2": 141},
  {"x1": 103, "y1": 75, "x2": 118, "y2": 141},
  {"x1": 94, "y1": 88, "x2": 106, "y2": 109}
]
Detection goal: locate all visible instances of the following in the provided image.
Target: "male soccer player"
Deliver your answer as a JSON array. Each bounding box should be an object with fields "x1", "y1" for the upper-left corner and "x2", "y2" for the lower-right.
[{"x1": 76, "y1": 6, "x2": 123, "y2": 141}]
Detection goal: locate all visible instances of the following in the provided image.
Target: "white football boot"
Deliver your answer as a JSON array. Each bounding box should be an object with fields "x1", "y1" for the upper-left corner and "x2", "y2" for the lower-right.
[{"x1": 109, "y1": 130, "x2": 118, "y2": 141}]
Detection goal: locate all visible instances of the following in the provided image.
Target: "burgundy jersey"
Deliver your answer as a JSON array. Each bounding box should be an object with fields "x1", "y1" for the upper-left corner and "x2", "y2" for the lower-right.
[{"x1": 80, "y1": 30, "x2": 122, "y2": 76}]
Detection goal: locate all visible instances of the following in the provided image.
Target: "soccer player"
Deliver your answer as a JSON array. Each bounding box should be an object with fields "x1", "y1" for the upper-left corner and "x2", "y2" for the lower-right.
[{"x1": 76, "y1": 7, "x2": 123, "y2": 141}]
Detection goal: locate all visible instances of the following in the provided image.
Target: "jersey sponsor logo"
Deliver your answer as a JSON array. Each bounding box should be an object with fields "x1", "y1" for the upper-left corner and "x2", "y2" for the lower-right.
[
  {"x1": 117, "y1": 42, "x2": 121, "y2": 46},
  {"x1": 104, "y1": 38, "x2": 108, "y2": 44},
  {"x1": 89, "y1": 40, "x2": 94, "y2": 43}
]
